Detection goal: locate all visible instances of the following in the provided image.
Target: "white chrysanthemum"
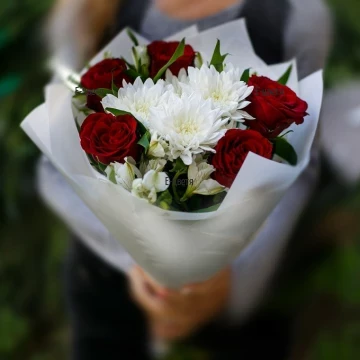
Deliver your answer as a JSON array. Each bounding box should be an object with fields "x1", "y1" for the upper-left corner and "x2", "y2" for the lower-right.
[
  {"x1": 101, "y1": 77, "x2": 173, "y2": 127},
  {"x1": 181, "y1": 64, "x2": 254, "y2": 122},
  {"x1": 149, "y1": 93, "x2": 228, "y2": 165},
  {"x1": 165, "y1": 69, "x2": 188, "y2": 96}
]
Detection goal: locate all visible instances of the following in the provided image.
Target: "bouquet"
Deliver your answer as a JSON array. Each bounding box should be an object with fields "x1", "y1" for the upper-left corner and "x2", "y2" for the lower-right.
[{"x1": 22, "y1": 20, "x2": 323, "y2": 287}]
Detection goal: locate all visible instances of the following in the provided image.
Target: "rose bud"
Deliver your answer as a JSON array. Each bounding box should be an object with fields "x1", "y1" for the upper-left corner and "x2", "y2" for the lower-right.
[
  {"x1": 80, "y1": 58, "x2": 131, "y2": 112},
  {"x1": 245, "y1": 75, "x2": 308, "y2": 138},
  {"x1": 211, "y1": 129, "x2": 273, "y2": 188},
  {"x1": 80, "y1": 113, "x2": 140, "y2": 165},
  {"x1": 147, "y1": 41, "x2": 196, "y2": 78}
]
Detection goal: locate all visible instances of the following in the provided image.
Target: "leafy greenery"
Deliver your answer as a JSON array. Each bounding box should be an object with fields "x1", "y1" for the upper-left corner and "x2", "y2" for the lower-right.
[
  {"x1": 277, "y1": 64, "x2": 293, "y2": 85},
  {"x1": 209, "y1": 39, "x2": 228, "y2": 72},
  {"x1": 272, "y1": 136, "x2": 298, "y2": 165},
  {"x1": 153, "y1": 39, "x2": 186, "y2": 82},
  {"x1": 0, "y1": 1, "x2": 69, "y2": 359},
  {"x1": 137, "y1": 131, "x2": 150, "y2": 152},
  {"x1": 240, "y1": 68, "x2": 251, "y2": 83},
  {"x1": 126, "y1": 28, "x2": 139, "y2": 47}
]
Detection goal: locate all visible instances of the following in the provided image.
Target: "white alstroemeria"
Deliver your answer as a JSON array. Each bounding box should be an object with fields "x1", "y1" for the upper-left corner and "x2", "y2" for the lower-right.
[
  {"x1": 165, "y1": 69, "x2": 188, "y2": 96},
  {"x1": 132, "y1": 45, "x2": 150, "y2": 72},
  {"x1": 182, "y1": 157, "x2": 225, "y2": 200},
  {"x1": 149, "y1": 93, "x2": 228, "y2": 165},
  {"x1": 147, "y1": 131, "x2": 168, "y2": 158},
  {"x1": 140, "y1": 158, "x2": 167, "y2": 175},
  {"x1": 105, "y1": 157, "x2": 142, "y2": 192},
  {"x1": 181, "y1": 64, "x2": 254, "y2": 122},
  {"x1": 131, "y1": 170, "x2": 169, "y2": 204},
  {"x1": 194, "y1": 52, "x2": 204, "y2": 69},
  {"x1": 101, "y1": 77, "x2": 173, "y2": 127}
]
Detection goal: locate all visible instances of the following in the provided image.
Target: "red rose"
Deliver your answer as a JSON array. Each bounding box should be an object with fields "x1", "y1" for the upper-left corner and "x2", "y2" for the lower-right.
[
  {"x1": 244, "y1": 75, "x2": 308, "y2": 138},
  {"x1": 211, "y1": 129, "x2": 273, "y2": 188},
  {"x1": 80, "y1": 58, "x2": 130, "y2": 112},
  {"x1": 147, "y1": 41, "x2": 196, "y2": 78},
  {"x1": 80, "y1": 113, "x2": 140, "y2": 165}
]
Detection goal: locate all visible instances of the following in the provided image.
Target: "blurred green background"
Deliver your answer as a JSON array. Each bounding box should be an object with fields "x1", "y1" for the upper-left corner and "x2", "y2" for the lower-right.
[{"x1": 0, "y1": 0, "x2": 360, "y2": 359}]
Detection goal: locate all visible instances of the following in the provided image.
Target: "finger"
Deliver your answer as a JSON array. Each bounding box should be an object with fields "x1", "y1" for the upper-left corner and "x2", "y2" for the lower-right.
[
  {"x1": 129, "y1": 266, "x2": 165, "y2": 316},
  {"x1": 182, "y1": 267, "x2": 230, "y2": 294},
  {"x1": 129, "y1": 267, "x2": 187, "y2": 319},
  {"x1": 130, "y1": 267, "x2": 203, "y2": 322},
  {"x1": 137, "y1": 267, "x2": 177, "y2": 299}
]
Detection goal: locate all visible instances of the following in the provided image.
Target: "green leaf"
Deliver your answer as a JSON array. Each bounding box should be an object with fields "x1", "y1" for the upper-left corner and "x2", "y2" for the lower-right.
[
  {"x1": 72, "y1": 92, "x2": 87, "y2": 101},
  {"x1": 153, "y1": 39, "x2": 186, "y2": 82},
  {"x1": 111, "y1": 75, "x2": 119, "y2": 96},
  {"x1": 121, "y1": 57, "x2": 136, "y2": 69},
  {"x1": 209, "y1": 39, "x2": 228, "y2": 72},
  {"x1": 170, "y1": 158, "x2": 187, "y2": 173},
  {"x1": 140, "y1": 63, "x2": 150, "y2": 78},
  {"x1": 272, "y1": 137, "x2": 298, "y2": 165},
  {"x1": 97, "y1": 162, "x2": 108, "y2": 174},
  {"x1": 105, "y1": 108, "x2": 132, "y2": 117},
  {"x1": 156, "y1": 190, "x2": 173, "y2": 210},
  {"x1": 240, "y1": 68, "x2": 251, "y2": 83},
  {"x1": 277, "y1": 64, "x2": 293, "y2": 85},
  {"x1": 279, "y1": 130, "x2": 294, "y2": 138},
  {"x1": 132, "y1": 46, "x2": 140, "y2": 70},
  {"x1": 193, "y1": 203, "x2": 221, "y2": 213},
  {"x1": 138, "y1": 131, "x2": 150, "y2": 151},
  {"x1": 127, "y1": 28, "x2": 139, "y2": 46},
  {"x1": 94, "y1": 88, "x2": 113, "y2": 98},
  {"x1": 104, "y1": 108, "x2": 148, "y2": 135},
  {"x1": 125, "y1": 68, "x2": 141, "y2": 80}
]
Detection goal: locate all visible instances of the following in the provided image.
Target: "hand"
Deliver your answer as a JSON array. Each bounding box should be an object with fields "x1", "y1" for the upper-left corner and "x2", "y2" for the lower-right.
[{"x1": 128, "y1": 266, "x2": 231, "y2": 341}]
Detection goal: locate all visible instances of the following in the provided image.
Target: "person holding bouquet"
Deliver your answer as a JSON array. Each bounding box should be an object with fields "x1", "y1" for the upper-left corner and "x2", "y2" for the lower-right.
[{"x1": 38, "y1": 0, "x2": 332, "y2": 358}]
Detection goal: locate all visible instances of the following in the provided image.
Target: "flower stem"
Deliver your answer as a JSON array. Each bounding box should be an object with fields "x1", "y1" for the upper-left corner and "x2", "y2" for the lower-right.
[
  {"x1": 172, "y1": 171, "x2": 182, "y2": 205},
  {"x1": 172, "y1": 171, "x2": 188, "y2": 211}
]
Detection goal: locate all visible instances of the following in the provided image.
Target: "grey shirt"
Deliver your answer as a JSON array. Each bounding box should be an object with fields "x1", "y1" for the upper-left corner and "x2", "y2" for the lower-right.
[{"x1": 40, "y1": 0, "x2": 332, "y2": 322}]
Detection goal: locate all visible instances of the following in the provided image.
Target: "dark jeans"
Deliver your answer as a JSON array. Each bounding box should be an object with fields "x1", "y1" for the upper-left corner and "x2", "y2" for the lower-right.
[
  {"x1": 65, "y1": 239, "x2": 150, "y2": 359},
  {"x1": 65, "y1": 239, "x2": 292, "y2": 360}
]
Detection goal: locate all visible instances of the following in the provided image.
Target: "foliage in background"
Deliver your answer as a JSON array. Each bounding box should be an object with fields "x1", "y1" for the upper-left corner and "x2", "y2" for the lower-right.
[
  {"x1": 0, "y1": 1, "x2": 68, "y2": 359},
  {"x1": 326, "y1": 0, "x2": 360, "y2": 85},
  {"x1": 0, "y1": 0, "x2": 359, "y2": 359}
]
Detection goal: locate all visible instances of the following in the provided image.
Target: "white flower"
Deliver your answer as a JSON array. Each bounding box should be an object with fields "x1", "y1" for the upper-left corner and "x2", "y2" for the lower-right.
[
  {"x1": 132, "y1": 170, "x2": 169, "y2": 203},
  {"x1": 147, "y1": 131, "x2": 168, "y2": 158},
  {"x1": 150, "y1": 93, "x2": 228, "y2": 165},
  {"x1": 106, "y1": 157, "x2": 141, "y2": 191},
  {"x1": 140, "y1": 158, "x2": 167, "y2": 175},
  {"x1": 181, "y1": 64, "x2": 254, "y2": 122},
  {"x1": 182, "y1": 157, "x2": 225, "y2": 200},
  {"x1": 165, "y1": 69, "x2": 188, "y2": 96},
  {"x1": 101, "y1": 77, "x2": 172, "y2": 127},
  {"x1": 132, "y1": 45, "x2": 150, "y2": 72}
]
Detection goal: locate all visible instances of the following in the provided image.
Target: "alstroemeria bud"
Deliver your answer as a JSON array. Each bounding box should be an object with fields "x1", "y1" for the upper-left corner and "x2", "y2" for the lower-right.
[{"x1": 132, "y1": 45, "x2": 150, "y2": 75}]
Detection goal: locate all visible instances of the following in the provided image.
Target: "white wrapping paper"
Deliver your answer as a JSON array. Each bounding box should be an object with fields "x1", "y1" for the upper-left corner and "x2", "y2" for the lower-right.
[{"x1": 22, "y1": 20, "x2": 323, "y2": 287}]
